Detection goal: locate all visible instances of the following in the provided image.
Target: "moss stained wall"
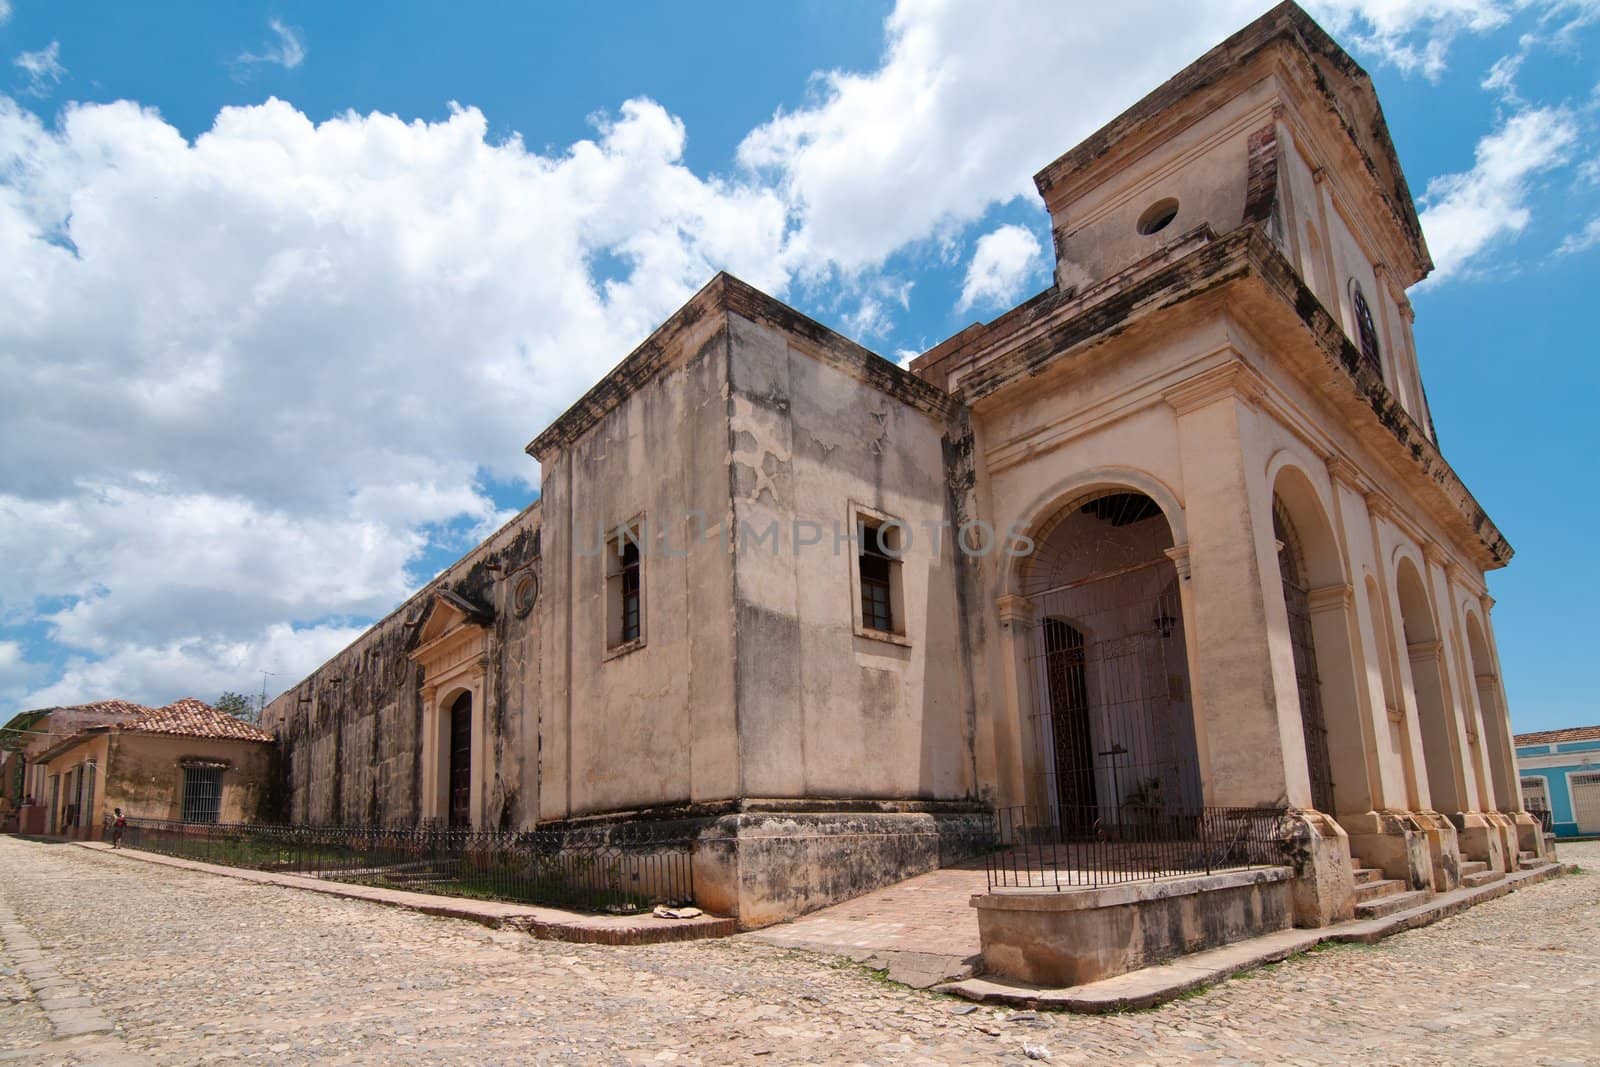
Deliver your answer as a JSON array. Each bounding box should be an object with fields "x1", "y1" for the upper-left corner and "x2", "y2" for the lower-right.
[{"x1": 262, "y1": 502, "x2": 542, "y2": 829}]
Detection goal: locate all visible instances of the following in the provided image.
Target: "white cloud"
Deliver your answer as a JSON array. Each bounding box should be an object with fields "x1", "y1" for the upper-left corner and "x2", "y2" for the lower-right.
[
  {"x1": 13, "y1": 41, "x2": 64, "y2": 98},
  {"x1": 737, "y1": 1, "x2": 1281, "y2": 278},
  {"x1": 0, "y1": 2, "x2": 12, "y2": 26},
  {"x1": 1417, "y1": 106, "x2": 1577, "y2": 282},
  {"x1": 0, "y1": 0, "x2": 1570, "y2": 712},
  {"x1": 1481, "y1": 52, "x2": 1523, "y2": 96},
  {"x1": 1558, "y1": 216, "x2": 1600, "y2": 254},
  {"x1": 18, "y1": 623, "x2": 368, "y2": 711},
  {"x1": 1308, "y1": 0, "x2": 1510, "y2": 77},
  {"x1": 957, "y1": 224, "x2": 1044, "y2": 313},
  {"x1": 236, "y1": 19, "x2": 307, "y2": 74},
  {"x1": 0, "y1": 94, "x2": 791, "y2": 710}
]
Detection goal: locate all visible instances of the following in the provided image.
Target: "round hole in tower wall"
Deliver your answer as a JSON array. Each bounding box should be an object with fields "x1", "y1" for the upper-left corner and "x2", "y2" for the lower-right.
[{"x1": 1137, "y1": 197, "x2": 1180, "y2": 236}]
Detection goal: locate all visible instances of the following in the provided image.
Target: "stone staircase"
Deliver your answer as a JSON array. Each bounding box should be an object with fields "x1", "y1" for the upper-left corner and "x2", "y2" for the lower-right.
[
  {"x1": 1350, "y1": 862, "x2": 1428, "y2": 919},
  {"x1": 1516, "y1": 850, "x2": 1541, "y2": 870},
  {"x1": 1458, "y1": 859, "x2": 1504, "y2": 889}
]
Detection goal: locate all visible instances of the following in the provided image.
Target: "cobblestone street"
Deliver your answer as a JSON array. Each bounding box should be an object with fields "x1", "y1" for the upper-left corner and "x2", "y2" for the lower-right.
[{"x1": 1, "y1": 838, "x2": 1596, "y2": 1066}]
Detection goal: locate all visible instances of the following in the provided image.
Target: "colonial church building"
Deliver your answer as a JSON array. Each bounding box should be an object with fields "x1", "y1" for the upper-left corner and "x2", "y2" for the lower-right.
[{"x1": 263, "y1": 3, "x2": 1542, "y2": 927}]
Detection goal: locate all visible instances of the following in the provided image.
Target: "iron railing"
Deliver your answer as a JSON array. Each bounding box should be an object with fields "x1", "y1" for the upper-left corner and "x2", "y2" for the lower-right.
[
  {"x1": 1527, "y1": 806, "x2": 1554, "y2": 834},
  {"x1": 108, "y1": 816, "x2": 697, "y2": 914},
  {"x1": 987, "y1": 805, "x2": 1291, "y2": 890}
]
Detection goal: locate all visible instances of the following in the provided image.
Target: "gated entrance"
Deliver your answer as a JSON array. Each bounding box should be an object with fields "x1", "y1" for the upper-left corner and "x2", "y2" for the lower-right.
[{"x1": 1022, "y1": 491, "x2": 1202, "y2": 836}]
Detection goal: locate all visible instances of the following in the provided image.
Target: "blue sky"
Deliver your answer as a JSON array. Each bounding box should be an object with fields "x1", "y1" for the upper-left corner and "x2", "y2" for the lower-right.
[{"x1": 0, "y1": 1, "x2": 1596, "y2": 732}]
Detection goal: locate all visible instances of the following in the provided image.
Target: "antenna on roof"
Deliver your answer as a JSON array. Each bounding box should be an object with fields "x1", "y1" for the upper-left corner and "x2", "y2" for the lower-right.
[{"x1": 257, "y1": 670, "x2": 279, "y2": 724}]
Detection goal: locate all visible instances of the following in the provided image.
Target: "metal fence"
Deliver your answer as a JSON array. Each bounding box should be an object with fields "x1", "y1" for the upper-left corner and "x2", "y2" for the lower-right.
[
  {"x1": 1527, "y1": 805, "x2": 1554, "y2": 834},
  {"x1": 108, "y1": 816, "x2": 697, "y2": 914},
  {"x1": 986, "y1": 805, "x2": 1291, "y2": 890}
]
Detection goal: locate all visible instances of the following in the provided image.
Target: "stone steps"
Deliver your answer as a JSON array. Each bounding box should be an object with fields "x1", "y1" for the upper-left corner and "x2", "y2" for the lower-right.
[
  {"x1": 1353, "y1": 876, "x2": 1408, "y2": 904},
  {"x1": 1348, "y1": 856, "x2": 1429, "y2": 919},
  {"x1": 1354, "y1": 887, "x2": 1431, "y2": 919},
  {"x1": 1457, "y1": 860, "x2": 1503, "y2": 888},
  {"x1": 1517, "y1": 851, "x2": 1539, "y2": 869}
]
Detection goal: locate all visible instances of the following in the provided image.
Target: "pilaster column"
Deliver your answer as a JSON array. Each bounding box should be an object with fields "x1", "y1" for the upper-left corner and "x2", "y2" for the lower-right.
[
  {"x1": 993, "y1": 594, "x2": 1037, "y2": 811},
  {"x1": 1165, "y1": 362, "x2": 1298, "y2": 808}
]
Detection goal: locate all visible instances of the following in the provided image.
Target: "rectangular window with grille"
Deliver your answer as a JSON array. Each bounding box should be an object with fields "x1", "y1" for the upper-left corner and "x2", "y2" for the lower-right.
[
  {"x1": 855, "y1": 514, "x2": 905, "y2": 638},
  {"x1": 606, "y1": 519, "x2": 645, "y2": 652},
  {"x1": 181, "y1": 766, "x2": 223, "y2": 824}
]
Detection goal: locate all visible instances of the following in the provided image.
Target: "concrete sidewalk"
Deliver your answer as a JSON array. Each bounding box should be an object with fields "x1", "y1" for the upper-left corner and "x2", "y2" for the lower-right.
[{"x1": 73, "y1": 841, "x2": 734, "y2": 945}]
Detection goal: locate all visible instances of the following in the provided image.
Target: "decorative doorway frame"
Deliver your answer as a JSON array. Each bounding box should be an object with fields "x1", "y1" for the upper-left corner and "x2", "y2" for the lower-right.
[{"x1": 409, "y1": 590, "x2": 494, "y2": 829}]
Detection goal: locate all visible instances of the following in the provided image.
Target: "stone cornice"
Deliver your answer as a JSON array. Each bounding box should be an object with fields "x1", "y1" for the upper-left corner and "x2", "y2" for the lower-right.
[
  {"x1": 1163, "y1": 360, "x2": 1266, "y2": 416},
  {"x1": 1407, "y1": 639, "x2": 1441, "y2": 662},
  {"x1": 1307, "y1": 583, "x2": 1354, "y2": 612},
  {"x1": 995, "y1": 594, "x2": 1035, "y2": 628},
  {"x1": 527, "y1": 273, "x2": 959, "y2": 461},
  {"x1": 1326, "y1": 456, "x2": 1373, "y2": 494},
  {"x1": 1164, "y1": 545, "x2": 1192, "y2": 580}
]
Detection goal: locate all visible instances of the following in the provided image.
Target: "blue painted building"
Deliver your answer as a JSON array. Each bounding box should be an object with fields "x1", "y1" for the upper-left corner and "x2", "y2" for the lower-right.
[{"x1": 1514, "y1": 726, "x2": 1600, "y2": 838}]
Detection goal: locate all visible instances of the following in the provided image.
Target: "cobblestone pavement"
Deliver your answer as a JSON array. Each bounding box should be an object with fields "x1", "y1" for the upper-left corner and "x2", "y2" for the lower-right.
[{"x1": 0, "y1": 837, "x2": 1596, "y2": 1066}]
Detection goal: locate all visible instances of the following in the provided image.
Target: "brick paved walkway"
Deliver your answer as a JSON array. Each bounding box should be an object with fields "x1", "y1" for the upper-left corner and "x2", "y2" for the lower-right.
[
  {"x1": 744, "y1": 863, "x2": 986, "y2": 986},
  {"x1": 1, "y1": 835, "x2": 1596, "y2": 1065}
]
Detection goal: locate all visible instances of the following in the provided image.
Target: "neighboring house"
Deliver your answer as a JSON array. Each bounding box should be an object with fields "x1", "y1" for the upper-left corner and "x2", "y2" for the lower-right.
[
  {"x1": 31, "y1": 699, "x2": 274, "y2": 840},
  {"x1": 263, "y1": 3, "x2": 1538, "y2": 927},
  {"x1": 0, "y1": 700, "x2": 148, "y2": 833},
  {"x1": 1515, "y1": 726, "x2": 1600, "y2": 838}
]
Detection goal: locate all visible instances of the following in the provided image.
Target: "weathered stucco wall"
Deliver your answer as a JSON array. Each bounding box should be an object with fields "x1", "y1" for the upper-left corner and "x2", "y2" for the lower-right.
[
  {"x1": 536, "y1": 313, "x2": 736, "y2": 820},
  {"x1": 44, "y1": 733, "x2": 274, "y2": 833},
  {"x1": 106, "y1": 734, "x2": 274, "y2": 824},
  {"x1": 263, "y1": 502, "x2": 541, "y2": 829},
  {"x1": 726, "y1": 310, "x2": 978, "y2": 802}
]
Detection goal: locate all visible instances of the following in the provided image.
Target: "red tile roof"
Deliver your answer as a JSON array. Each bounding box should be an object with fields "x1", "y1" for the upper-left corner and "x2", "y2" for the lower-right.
[
  {"x1": 1514, "y1": 724, "x2": 1600, "y2": 747},
  {"x1": 125, "y1": 698, "x2": 273, "y2": 743},
  {"x1": 57, "y1": 699, "x2": 152, "y2": 718}
]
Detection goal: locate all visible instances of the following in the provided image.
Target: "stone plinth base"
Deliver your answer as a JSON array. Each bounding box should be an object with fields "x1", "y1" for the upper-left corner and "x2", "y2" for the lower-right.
[
  {"x1": 971, "y1": 867, "x2": 1293, "y2": 987},
  {"x1": 1452, "y1": 811, "x2": 1508, "y2": 874},
  {"x1": 689, "y1": 802, "x2": 994, "y2": 928},
  {"x1": 1340, "y1": 810, "x2": 1433, "y2": 890},
  {"x1": 1409, "y1": 811, "x2": 1461, "y2": 890},
  {"x1": 1284, "y1": 810, "x2": 1354, "y2": 926},
  {"x1": 1514, "y1": 812, "x2": 1545, "y2": 858}
]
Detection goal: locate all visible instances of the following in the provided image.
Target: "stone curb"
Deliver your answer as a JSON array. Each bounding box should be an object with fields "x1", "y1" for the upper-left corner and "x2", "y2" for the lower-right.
[
  {"x1": 937, "y1": 861, "x2": 1573, "y2": 1013},
  {"x1": 0, "y1": 900, "x2": 119, "y2": 1043},
  {"x1": 73, "y1": 841, "x2": 736, "y2": 945}
]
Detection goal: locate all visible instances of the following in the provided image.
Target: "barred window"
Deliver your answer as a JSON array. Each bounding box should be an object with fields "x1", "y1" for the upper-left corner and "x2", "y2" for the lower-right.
[
  {"x1": 606, "y1": 520, "x2": 645, "y2": 652},
  {"x1": 181, "y1": 766, "x2": 223, "y2": 825},
  {"x1": 857, "y1": 518, "x2": 903, "y2": 636},
  {"x1": 1352, "y1": 284, "x2": 1382, "y2": 373}
]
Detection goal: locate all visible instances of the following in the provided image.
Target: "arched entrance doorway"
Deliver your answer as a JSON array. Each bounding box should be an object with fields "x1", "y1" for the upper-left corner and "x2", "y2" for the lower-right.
[
  {"x1": 447, "y1": 691, "x2": 473, "y2": 829},
  {"x1": 1273, "y1": 499, "x2": 1336, "y2": 814},
  {"x1": 1269, "y1": 467, "x2": 1373, "y2": 817},
  {"x1": 1395, "y1": 559, "x2": 1463, "y2": 814},
  {"x1": 1465, "y1": 613, "x2": 1514, "y2": 812},
  {"x1": 1021, "y1": 490, "x2": 1201, "y2": 836}
]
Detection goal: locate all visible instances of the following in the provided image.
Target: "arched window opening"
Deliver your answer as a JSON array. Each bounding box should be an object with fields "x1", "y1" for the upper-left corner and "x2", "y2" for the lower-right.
[
  {"x1": 1274, "y1": 498, "x2": 1335, "y2": 813},
  {"x1": 1351, "y1": 283, "x2": 1382, "y2": 374},
  {"x1": 1021, "y1": 490, "x2": 1201, "y2": 838}
]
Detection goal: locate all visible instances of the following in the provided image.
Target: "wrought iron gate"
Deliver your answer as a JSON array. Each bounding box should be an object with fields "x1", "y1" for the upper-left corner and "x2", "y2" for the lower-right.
[
  {"x1": 448, "y1": 693, "x2": 472, "y2": 828},
  {"x1": 1023, "y1": 492, "x2": 1202, "y2": 838}
]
